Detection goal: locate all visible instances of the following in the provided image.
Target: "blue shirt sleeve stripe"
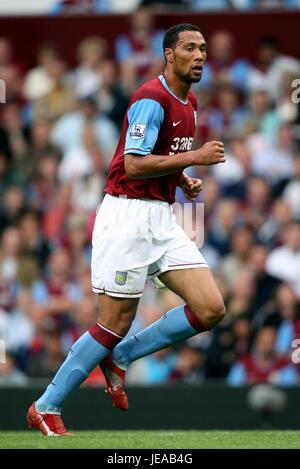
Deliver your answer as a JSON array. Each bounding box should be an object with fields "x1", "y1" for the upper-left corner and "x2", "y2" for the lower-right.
[{"x1": 124, "y1": 99, "x2": 164, "y2": 156}]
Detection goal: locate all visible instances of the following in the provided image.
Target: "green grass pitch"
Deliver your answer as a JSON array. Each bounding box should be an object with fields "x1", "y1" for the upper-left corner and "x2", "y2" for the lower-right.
[{"x1": 0, "y1": 430, "x2": 300, "y2": 449}]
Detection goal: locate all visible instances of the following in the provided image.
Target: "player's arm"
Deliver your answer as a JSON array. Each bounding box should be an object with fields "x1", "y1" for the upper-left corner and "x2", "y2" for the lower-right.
[
  {"x1": 125, "y1": 141, "x2": 225, "y2": 179},
  {"x1": 124, "y1": 97, "x2": 225, "y2": 179}
]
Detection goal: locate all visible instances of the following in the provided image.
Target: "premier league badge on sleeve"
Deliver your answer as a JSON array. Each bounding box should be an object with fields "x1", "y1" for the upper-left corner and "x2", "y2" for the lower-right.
[
  {"x1": 115, "y1": 271, "x2": 128, "y2": 286},
  {"x1": 130, "y1": 124, "x2": 146, "y2": 139}
]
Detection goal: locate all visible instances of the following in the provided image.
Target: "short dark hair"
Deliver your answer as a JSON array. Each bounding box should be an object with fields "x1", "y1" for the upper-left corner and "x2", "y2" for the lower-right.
[
  {"x1": 163, "y1": 23, "x2": 201, "y2": 52},
  {"x1": 259, "y1": 36, "x2": 279, "y2": 51}
]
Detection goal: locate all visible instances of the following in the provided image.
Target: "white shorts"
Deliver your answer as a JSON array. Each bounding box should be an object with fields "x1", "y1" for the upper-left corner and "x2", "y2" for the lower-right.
[{"x1": 91, "y1": 194, "x2": 208, "y2": 298}]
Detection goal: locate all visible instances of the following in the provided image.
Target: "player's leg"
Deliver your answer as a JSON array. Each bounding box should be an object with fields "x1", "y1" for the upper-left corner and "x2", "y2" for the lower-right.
[
  {"x1": 160, "y1": 266, "x2": 226, "y2": 329},
  {"x1": 28, "y1": 193, "x2": 151, "y2": 429},
  {"x1": 28, "y1": 294, "x2": 138, "y2": 434},
  {"x1": 36, "y1": 294, "x2": 138, "y2": 410},
  {"x1": 98, "y1": 294, "x2": 139, "y2": 411},
  {"x1": 111, "y1": 267, "x2": 225, "y2": 368}
]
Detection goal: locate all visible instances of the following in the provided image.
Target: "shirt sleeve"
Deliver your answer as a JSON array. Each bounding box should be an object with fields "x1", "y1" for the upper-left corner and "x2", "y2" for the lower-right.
[{"x1": 124, "y1": 98, "x2": 164, "y2": 156}]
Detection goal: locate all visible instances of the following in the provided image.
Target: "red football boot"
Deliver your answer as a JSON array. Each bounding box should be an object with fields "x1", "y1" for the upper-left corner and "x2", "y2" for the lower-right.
[
  {"x1": 100, "y1": 354, "x2": 128, "y2": 411},
  {"x1": 27, "y1": 402, "x2": 73, "y2": 436}
]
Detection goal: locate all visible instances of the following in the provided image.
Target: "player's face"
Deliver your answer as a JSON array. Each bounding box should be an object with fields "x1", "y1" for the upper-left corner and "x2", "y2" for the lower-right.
[{"x1": 168, "y1": 30, "x2": 207, "y2": 84}]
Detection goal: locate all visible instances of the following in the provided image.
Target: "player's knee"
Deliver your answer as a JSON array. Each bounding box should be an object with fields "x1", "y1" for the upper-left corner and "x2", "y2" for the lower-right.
[
  {"x1": 99, "y1": 317, "x2": 132, "y2": 337},
  {"x1": 117, "y1": 316, "x2": 134, "y2": 336},
  {"x1": 202, "y1": 300, "x2": 226, "y2": 328},
  {"x1": 98, "y1": 312, "x2": 134, "y2": 337}
]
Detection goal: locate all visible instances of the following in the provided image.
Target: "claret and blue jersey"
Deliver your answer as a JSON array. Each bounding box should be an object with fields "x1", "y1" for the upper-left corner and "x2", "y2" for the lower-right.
[{"x1": 105, "y1": 74, "x2": 197, "y2": 204}]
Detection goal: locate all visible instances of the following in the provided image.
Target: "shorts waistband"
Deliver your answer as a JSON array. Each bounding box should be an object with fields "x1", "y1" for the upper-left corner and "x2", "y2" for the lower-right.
[{"x1": 105, "y1": 193, "x2": 171, "y2": 206}]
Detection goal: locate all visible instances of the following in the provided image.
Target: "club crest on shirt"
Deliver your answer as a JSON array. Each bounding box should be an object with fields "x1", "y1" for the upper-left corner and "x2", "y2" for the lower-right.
[
  {"x1": 130, "y1": 124, "x2": 146, "y2": 139},
  {"x1": 115, "y1": 271, "x2": 127, "y2": 286}
]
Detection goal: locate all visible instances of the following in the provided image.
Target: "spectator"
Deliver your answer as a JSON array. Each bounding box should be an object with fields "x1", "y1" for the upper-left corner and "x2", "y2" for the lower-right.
[
  {"x1": 228, "y1": 326, "x2": 298, "y2": 386},
  {"x1": 0, "y1": 37, "x2": 24, "y2": 103},
  {"x1": 23, "y1": 43, "x2": 62, "y2": 101},
  {"x1": 235, "y1": 0, "x2": 300, "y2": 11},
  {"x1": 28, "y1": 152, "x2": 61, "y2": 215},
  {"x1": 30, "y1": 248, "x2": 82, "y2": 331},
  {"x1": 217, "y1": 137, "x2": 252, "y2": 198},
  {"x1": 220, "y1": 226, "x2": 254, "y2": 289},
  {"x1": 0, "y1": 154, "x2": 14, "y2": 221},
  {"x1": 206, "y1": 84, "x2": 247, "y2": 142},
  {"x1": 283, "y1": 151, "x2": 300, "y2": 219},
  {"x1": 170, "y1": 344, "x2": 205, "y2": 383},
  {"x1": 266, "y1": 221, "x2": 300, "y2": 296},
  {"x1": 32, "y1": 57, "x2": 76, "y2": 123},
  {"x1": 58, "y1": 123, "x2": 105, "y2": 183},
  {"x1": 242, "y1": 176, "x2": 271, "y2": 234},
  {"x1": 242, "y1": 87, "x2": 281, "y2": 145},
  {"x1": 0, "y1": 225, "x2": 23, "y2": 285},
  {"x1": 207, "y1": 198, "x2": 242, "y2": 255},
  {"x1": 0, "y1": 352, "x2": 28, "y2": 386},
  {"x1": 10, "y1": 119, "x2": 62, "y2": 187},
  {"x1": 193, "y1": 0, "x2": 232, "y2": 10},
  {"x1": 115, "y1": 6, "x2": 164, "y2": 95},
  {"x1": 252, "y1": 282, "x2": 295, "y2": 330},
  {"x1": 42, "y1": 183, "x2": 72, "y2": 243},
  {"x1": 205, "y1": 324, "x2": 234, "y2": 378},
  {"x1": 62, "y1": 213, "x2": 91, "y2": 274},
  {"x1": 73, "y1": 294, "x2": 98, "y2": 335},
  {"x1": 18, "y1": 210, "x2": 51, "y2": 270},
  {"x1": 1, "y1": 288, "x2": 35, "y2": 368},
  {"x1": 232, "y1": 315, "x2": 252, "y2": 359},
  {"x1": 29, "y1": 120, "x2": 59, "y2": 161},
  {"x1": 247, "y1": 36, "x2": 300, "y2": 101},
  {"x1": 226, "y1": 267, "x2": 257, "y2": 319},
  {"x1": 211, "y1": 145, "x2": 245, "y2": 193},
  {"x1": 95, "y1": 60, "x2": 129, "y2": 129},
  {"x1": 0, "y1": 102, "x2": 30, "y2": 165},
  {"x1": 258, "y1": 198, "x2": 293, "y2": 248},
  {"x1": 71, "y1": 36, "x2": 108, "y2": 99},
  {"x1": 247, "y1": 244, "x2": 281, "y2": 312},
  {"x1": 27, "y1": 326, "x2": 65, "y2": 378},
  {"x1": 199, "y1": 30, "x2": 251, "y2": 91},
  {"x1": 275, "y1": 283, "x2": 300, "y2": 356},
  {"x1": 126, "y1": 348, "x2": 177, "y2": 384},
  {"x1": 249, "y1": 123, "x2": 295, "y2": 186},
  {"x1": 51, "y1": 94, "x2": 118, "y2": 170},
  {"x1": 51, "y1": 0, "x2": 110, "y2": 15}
]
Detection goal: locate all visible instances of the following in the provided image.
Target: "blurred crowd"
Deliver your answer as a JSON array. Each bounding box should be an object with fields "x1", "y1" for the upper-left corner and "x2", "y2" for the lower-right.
[
  {"x1": 1, "y1": 0, "x2": 300, "y2": 15},
  {"x1": 49, "y1": 0, "x2": 300, "y2": 15},
  {"x1": 0, "y1": 6, "x2": 300, "y2": 389}
]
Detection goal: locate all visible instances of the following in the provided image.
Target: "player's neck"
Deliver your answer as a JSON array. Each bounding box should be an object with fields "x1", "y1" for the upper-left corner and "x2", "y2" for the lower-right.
[{"x1": 163, "y1": 70, "x2": 190, "y2": 102}]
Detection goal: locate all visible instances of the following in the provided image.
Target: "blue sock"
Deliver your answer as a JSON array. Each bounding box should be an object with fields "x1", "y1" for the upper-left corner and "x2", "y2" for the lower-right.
[
  {"x1": 112, "y1": 305, "x2": 207, "y2": 369},
  {"x1": 36, "y1": 323, "x2": 122, "y2": 414}
]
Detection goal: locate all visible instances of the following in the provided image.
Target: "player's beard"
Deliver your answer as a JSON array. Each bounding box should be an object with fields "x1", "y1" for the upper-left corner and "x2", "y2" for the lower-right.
[
  {"x1": 182, "y1": 71, "x2": 202, "y2": 84},
  {"x1": 173, "y1": 55, "x2": 202, "y2": 84}
]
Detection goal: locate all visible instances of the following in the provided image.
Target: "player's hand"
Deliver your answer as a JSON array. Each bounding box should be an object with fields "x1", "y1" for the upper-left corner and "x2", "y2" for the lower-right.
[
  {"x1": 180, "y1": 173, "x2": 203, "y2": 201},
  {"x1": 193, "y1": 141, "x2": 225, "y2": 166}
]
